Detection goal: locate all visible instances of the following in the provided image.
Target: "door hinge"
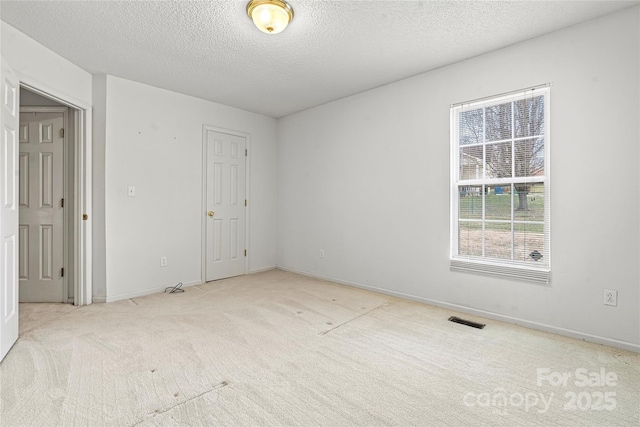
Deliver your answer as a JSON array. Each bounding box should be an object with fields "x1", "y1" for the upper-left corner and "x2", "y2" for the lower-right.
[
  {"x1": 60, "y1": 128, "x2": 65, "y2": 138},
  {"x1": 60, "y1": 198, "x2": 64, "y2": 208},
  {"x1": 245, "y1": 199, "x2": 247, "y2": 207},
  {"x1": 245, "y1": 149, "x2": 248, "y2": 156},
  {"x1": 82, "y1": 214, "x2": 88, "y2": 220},
  {"x1": 61, "y1": 268, "x2": 64, "y2": 277},
  {"x1": 244, "y1": 249, "x2": 247, "y2": 257}
]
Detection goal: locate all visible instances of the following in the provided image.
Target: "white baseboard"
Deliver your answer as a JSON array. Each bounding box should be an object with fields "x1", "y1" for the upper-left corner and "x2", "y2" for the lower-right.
[
  {"x1": 93, "y1": 267, "x2": 279, "y2": 304},
  {"x1": 249, "y1": 266, "x2": 277, "y2": 274},
  {"x1": 94, "y1": 279, "x2": 202, "y2": 303},
  {"x1": 278, "y1": 266, "x2": 640, "y2": 354}
]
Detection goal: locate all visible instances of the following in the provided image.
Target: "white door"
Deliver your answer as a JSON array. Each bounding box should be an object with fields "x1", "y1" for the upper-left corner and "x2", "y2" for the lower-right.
[
  {"x1": 18, "y1": 111, "x2": 65, "y2": 302},
  {"x1": 0, "y1": 57, "x2": 20, "y2": 362},
  {"x1": 205, "y1": 130, "x2": 246, "y2": 281}
]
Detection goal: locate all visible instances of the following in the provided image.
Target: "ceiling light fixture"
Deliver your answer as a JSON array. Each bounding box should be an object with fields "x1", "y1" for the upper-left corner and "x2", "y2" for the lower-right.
[{"x1": 246, "y1": 0, "x2": 294, "y2": 35}]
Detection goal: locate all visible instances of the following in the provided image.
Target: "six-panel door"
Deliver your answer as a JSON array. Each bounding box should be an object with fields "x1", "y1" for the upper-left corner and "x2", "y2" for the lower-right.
[
  {"x1": 205, "y1": 130, "x2": 246, "y2": 282},
  {"x1": 18, "y1": 111, "x2": 64, "y2": 302}
]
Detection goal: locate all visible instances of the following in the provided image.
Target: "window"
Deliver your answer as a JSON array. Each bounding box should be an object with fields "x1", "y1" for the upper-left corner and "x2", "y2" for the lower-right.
[{"x1": 450, "y1": 87, "x2": 550, "y2": 283}]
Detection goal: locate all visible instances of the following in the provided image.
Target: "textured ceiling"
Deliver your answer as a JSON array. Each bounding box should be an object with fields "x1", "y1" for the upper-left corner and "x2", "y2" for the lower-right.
[{"x1": 1, "y1": 1, "x2": 638, "y2": 118}]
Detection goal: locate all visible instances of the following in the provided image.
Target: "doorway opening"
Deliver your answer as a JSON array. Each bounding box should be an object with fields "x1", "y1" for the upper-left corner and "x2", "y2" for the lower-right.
[
  {"x1": 18, "y1": 84, "x2": 91, "y2": 306},
  {"x1": 19, "y1": 88, "x2": 74, "y2": 303}
]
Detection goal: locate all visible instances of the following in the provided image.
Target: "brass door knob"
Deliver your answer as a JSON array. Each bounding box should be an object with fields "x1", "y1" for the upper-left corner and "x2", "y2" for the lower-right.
[{"x1": 208, "y1": 211, "x2": 214, "y2": 217}]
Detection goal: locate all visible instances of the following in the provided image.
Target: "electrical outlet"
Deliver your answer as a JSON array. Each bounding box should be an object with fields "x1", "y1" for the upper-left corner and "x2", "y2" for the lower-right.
[
  {"x1": 320, "y1": 249, "x2": 325, "y2": 259},
  {"x1": 160, "y1": 256, "x2": 167, "y2": 267},
  {"x1": 603, "y1": 289, "x2": 617, "y2": 307}
]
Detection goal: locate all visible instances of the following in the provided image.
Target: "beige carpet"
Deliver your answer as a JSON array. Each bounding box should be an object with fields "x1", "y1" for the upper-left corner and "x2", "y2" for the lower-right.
[{"x1": 0, "y1": 269, "x2": 638, "y2": 426}]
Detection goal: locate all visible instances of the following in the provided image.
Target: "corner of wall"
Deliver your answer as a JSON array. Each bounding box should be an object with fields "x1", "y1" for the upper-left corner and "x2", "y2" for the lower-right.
[{"x1": 91, "y1": 74, "x2": 107, "y2": 300}]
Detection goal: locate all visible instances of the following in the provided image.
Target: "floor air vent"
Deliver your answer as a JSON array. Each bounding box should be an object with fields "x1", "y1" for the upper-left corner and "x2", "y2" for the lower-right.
[{"x1": 448, "y1": 316, "x2": 485, "y2": 329}]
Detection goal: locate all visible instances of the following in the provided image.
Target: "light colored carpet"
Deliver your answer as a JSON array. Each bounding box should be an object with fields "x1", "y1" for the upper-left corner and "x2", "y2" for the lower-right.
[{"x1": 0, "y1": 269, "x2": 638, "y2": 426}]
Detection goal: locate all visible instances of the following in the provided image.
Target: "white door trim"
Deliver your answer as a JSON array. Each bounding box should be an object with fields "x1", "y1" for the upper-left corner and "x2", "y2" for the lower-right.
[
  {"x1": 20, "y1": 106, "x2": 69, "y2": 302},
  {"x1": 201, "y1": 125, "x2": 250, "y2": 283},
  {"x1": 19, "y1": 82, "x2": 92, "y2": 306}
]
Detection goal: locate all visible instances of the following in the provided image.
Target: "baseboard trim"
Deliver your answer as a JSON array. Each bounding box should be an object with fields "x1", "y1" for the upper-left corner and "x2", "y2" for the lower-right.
[
  {"x1": 96, "y1": 280, "x2": 202, "y2": 303},
  {"x1": 249, "y1": 266, "x2": 277, "y2": 275},
  {"x1": 93, "y1": 268, "x2": 278, "y2": 304},
  {"x1": 278, "y1": 266, "x2": 640, "y2": 354}
]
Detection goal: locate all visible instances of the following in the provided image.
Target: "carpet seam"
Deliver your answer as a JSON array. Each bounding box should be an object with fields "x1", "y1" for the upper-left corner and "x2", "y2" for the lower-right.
[
  {"x1": 133, "y1": 381, "x2": 230, "y2": 426},
  {"x1": 317, "y1": 302, "x2": 389, "y2": 336}
]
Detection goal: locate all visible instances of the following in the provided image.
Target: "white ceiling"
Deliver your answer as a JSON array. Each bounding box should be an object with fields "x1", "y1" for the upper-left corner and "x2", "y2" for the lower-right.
[{"x1": 1, "y1": 1, "x2": 638, "y2": 118}]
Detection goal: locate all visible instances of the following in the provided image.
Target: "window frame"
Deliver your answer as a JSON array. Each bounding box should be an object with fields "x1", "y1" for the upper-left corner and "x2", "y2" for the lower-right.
[{"x1": 450, "y1": 87, "x2": 551, "y2": 283}]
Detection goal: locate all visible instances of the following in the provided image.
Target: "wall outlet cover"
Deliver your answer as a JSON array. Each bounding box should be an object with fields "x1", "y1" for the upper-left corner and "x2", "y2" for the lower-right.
[{"x1": 603, "y1": 289, "x2": 617, "y2": 307}]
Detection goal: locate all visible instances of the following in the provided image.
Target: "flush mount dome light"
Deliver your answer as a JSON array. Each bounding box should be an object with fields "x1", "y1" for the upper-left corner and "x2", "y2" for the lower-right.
[{"x1": 247, "y1": 0, "x2": 294, "y2": 34}]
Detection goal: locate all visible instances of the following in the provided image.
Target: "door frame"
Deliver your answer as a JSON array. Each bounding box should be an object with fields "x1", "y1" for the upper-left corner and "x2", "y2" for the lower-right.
[
  {"x1": 19, "y1": 81, "x2": 92, "y2": 306},
  {"x1": 19, "y1": 106, "x2": 70, "y2": 302},
  {"x1": 200, "y1": 125, "x2": 250, "y2": 283}
]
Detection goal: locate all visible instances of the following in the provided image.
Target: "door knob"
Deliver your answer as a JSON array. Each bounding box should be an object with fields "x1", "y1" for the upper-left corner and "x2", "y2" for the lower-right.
[{"x1": 208, "y1": 211, "x2": 214, "y2": 217}]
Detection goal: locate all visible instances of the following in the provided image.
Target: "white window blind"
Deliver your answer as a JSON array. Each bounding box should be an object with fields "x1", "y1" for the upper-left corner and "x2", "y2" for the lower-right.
[{"x1": 450, "y1": 86, "x2": 550, "y2": 283}]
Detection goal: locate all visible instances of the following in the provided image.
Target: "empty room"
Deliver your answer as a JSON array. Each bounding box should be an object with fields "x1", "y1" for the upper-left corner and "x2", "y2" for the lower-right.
[{"x1": 0, "y1": 1, "x2": 639, "y2": 426}]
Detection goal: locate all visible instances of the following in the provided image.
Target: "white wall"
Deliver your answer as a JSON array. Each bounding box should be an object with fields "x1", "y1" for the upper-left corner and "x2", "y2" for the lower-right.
[
  {"x1": 100, "y1": 76, "x2": 278, "y2": 301},
  {"x1": 1, "y1": 22, "x2": 91, "y2": 107},
  {"x1": 278, "y1": 8, "x2": 640, "y2": 350},
  {"x1": 92, "y1": 75, "x2": 107, "y2": 300}
]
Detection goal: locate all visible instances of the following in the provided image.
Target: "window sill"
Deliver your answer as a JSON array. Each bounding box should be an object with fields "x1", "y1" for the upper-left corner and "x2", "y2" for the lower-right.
[{"x1": 450, "y1": 259, "x2": 550, "y2": 284}]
